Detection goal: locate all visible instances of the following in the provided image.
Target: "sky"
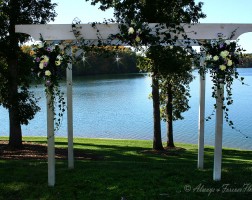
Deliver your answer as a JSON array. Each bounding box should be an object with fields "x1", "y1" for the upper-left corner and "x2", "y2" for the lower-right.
[{"x1": 51, "y1": 0, "x2": 252, "y2": 52}]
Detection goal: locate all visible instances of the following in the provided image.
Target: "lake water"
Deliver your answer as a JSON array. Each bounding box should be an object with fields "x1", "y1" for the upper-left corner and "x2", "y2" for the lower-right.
[{"x1": 1, "y1": 69, "x2": 252, "y2": 150}]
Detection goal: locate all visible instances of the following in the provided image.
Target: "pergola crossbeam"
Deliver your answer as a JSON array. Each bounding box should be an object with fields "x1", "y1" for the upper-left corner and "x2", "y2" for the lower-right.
[{"x1": 16, "y1": 23, "x2": 252, "y2": 41}]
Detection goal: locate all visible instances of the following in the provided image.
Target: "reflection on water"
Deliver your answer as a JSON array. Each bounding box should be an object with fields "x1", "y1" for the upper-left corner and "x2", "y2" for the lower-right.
[{"x1": 0, "y1": 70, "x2": 251, "y2": 150}]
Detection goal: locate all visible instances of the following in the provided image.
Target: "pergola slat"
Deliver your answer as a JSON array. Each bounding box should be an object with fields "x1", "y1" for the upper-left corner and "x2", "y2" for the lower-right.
[{"x1": 16, "y1": 23, "x2": 252, "y2": 41}]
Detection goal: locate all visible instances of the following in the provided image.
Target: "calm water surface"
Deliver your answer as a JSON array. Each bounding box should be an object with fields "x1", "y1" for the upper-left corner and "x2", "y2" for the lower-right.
[{"x1": 0, "y1": 69, "x2": 252, "y2": 150}]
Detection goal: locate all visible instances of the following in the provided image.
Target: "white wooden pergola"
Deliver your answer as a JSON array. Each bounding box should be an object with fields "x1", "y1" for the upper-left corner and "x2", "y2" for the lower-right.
[{"x1": 15, "y1": 23, "x2": 252, "y2": 186}]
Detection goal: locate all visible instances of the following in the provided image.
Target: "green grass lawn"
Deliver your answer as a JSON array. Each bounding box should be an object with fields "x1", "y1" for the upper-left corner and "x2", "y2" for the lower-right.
[{"x1": 0, "y1": 137, "x2": 251, "y2": 200}]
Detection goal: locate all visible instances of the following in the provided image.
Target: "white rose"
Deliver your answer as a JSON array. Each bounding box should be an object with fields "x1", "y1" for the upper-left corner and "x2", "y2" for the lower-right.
[
  {"x1": 56, "y1": 55, "x2": 63, "y2": 60},
  {"x1": 225, "y1": 40, "x2": 231, "y2": 45},
  {"x1": 205, "y1": 54, "x2": 212, "y2": 61},
  {"x1": 39, "y1": 62, "x2": 44, "y2": 69},
  {"x1": 220, "y1": 50, "x2": 229, "y2": 58},
  {"x1": 45, "y1": 70, "x2": 51, "y2": 76},
  {"x1": 213, "y1": 55, "x2": 219, "y2": 61},
  {"x1": 55, "y1": 60, "x2": 61, "y2": 66},
  {"x1": 169, "y1": 46, "x2": 173, "y2": 50},
  {"x1": 41, "y1": 55, "x2": 49, "y2": 63},
  {"x1": 227, "y1": 59, "x2": 233, "y2": 66},
  {"x1": 38, "y1": 43, "x2": 44, "y2": 48},
  {"x1": 135, "y1": 36, "x2": 141, "y2": 42},
  {"x1": 128, "y1": 27, "x2": 134, "y2": 34},
  {"x1": 219, "y1": 65, "x2": 226, "y2": 71}
]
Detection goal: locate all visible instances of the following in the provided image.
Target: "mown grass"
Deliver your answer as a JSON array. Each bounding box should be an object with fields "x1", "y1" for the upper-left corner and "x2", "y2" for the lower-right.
[{"x1": 0, "y1": 137, "x2": 251, "y2": 200}]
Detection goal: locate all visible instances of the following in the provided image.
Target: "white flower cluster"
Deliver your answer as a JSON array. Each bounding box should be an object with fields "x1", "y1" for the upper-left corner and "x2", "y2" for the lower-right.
[
  {"x1": 37, "y1": 54, "x2": 63, "y2": 77},
  {"x1": 128, "y1": 27, "x2": 142, "y2": 43},
  {"x1": 205, "y1": 44, "x2": 234, "y2": 71}
]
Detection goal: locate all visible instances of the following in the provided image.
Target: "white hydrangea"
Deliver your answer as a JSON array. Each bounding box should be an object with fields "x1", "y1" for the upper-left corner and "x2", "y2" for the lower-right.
[
  {"x1": 213, "y1": 55, "x2": 219, "y2": 61},
  {"x1": 220, "y1": 50, "x2": 229, "y2": 58},
  {"x1": 45, "y1": 70, "x2": 51, "y2": 76},
  {"x1": 219, "y1": 65, "x2": 226, "y2": 71}
]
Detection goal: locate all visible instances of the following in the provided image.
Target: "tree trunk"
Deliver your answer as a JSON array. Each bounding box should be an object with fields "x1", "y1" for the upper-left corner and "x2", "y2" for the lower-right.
[
  {"x1": 8, "y1": 107, "x2": 22, "y2": 148},
  {"x1": 8, "y1": 0, "x2": 22, "y2": 149},
  {"x1": 152, "y1": 69, "x2": 164, "y2": 150},
  {"x1": 166, "y1": 83, "x2": 175, "y2": 147},
  {"x1": 7, "y1": 53, "x2": 23, "y2": 149}
]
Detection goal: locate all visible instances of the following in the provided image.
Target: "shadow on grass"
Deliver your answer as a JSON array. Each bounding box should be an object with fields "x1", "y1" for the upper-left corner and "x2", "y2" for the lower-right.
[
  {"x1": 0, "y1": 139, "x2": 251, "y2": 200},
  {"x1": 53, "y1": 140, "x2": 199, "y2": 164},
  {"x1": 18, "y1": 139, "x2": 250, "y2": 166}
]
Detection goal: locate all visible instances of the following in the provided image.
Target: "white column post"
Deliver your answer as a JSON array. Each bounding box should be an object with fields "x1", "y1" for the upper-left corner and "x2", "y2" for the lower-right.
[
  {"x1": 67, "y1": 47, "x2": 74, "y2": 169},
  {"x1": 213, "y1": 83, "x2": 224, "y2": 181},
  {"x1": 46, "y1": 93, "x2": 55, "y2": 187},
  {"x1": 198, "y1": 54, "x2": 206, "y2": 169}
]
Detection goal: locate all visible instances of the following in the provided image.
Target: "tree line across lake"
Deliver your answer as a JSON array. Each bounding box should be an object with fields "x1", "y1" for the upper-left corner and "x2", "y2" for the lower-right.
[
  {"x1": 72, "y1": 52, "x2": 252, "y2": 76},
  {"x1": 72, "y1": 51, "x2": 252, "y2": 76},
  {"x1": 21, "y1": 45, "x2": 252, "y2": 77},
  {"x1": 72, "y1": 46, "x2": 139, "y2": 76},
  {"x1": 240, "y1": 54, "x2": 252, "y2": 68}
]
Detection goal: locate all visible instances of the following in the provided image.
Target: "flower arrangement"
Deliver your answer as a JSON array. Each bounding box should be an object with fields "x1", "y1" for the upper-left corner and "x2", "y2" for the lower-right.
[
  {"x1": 202, "y1": 36, "x2": 243, "y2": 83},
  {"x1": 32, "y1": 38, "x2": 71, "y2": 131},
  {"x1": 109, "y1": 21, "x2": 153, "y2": 48},
  {"x1": 200, "y1": 33, "x2": 245, "y2": 127}
]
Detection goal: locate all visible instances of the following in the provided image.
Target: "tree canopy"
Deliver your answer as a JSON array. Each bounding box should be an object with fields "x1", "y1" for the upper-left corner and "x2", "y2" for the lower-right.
[
  {"x1": 0, "y1": 0, "x2": 57, "y2": 148},
  {"x1": 86, "y1": 0, "x2": 205, "y2": 24}
]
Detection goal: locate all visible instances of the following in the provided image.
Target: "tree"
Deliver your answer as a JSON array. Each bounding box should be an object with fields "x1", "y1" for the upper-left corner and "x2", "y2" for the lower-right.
[
  {"x1": 137, "y1": 50, "x2": 164, "y2": 150},
  {"x1": 146, "y1": 46, "x2": 194, "y2": 148},
  {"x1": 141, "y1": 0, "x2": 204, "y2": 149},
  {"x1": 85, "y1": 0, "x2": 205, "y2": 150},
  {"x1": 158, "y1": 47, "x2": 194, "y2": 147},
  {"x1": 0, "y1": 0, "x2": 57, "y2": 148},
  {"x1": 142, "y1": 0, "x2": 204, "y2": 150}
]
